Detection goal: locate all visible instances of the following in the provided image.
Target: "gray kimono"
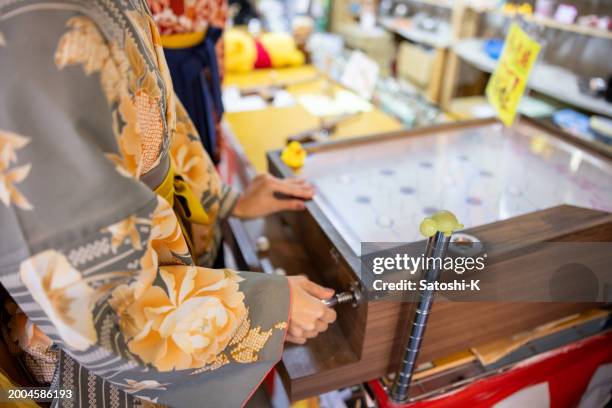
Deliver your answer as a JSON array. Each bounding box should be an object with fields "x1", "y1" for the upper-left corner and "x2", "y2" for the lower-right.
[{"x1": 0, "y1": 1, "x2": 289, "y2": 406}]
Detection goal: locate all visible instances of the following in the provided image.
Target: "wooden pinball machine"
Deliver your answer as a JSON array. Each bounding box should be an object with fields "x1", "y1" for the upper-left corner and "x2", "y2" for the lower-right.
[{"x1": 223, "y1": 117, "x2": 612, "y2": 402}]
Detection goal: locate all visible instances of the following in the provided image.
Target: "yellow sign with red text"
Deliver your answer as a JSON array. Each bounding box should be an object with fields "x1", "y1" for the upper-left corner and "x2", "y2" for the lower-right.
[{"x1": 486, "y1": 23, "x2": 541, "y2": 127}]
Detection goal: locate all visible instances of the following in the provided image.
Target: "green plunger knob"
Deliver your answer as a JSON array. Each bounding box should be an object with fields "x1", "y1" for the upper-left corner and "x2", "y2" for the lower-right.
[{"x1": 419, "y1": 210, "x2": 463, "y2": 237}]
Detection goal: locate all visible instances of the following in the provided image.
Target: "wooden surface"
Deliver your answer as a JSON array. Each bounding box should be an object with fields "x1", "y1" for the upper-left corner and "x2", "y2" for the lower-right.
[
  {"x1": 223, "y1": 112, "x2": 612, "y2": 400},
  {"x1": 470, "y1": 309, "x2": 610, "y2": 366},
  {"x1": 227, "y1": 204, "x2": 610, "y2": 400},
  {"x1": 260, "y1": 118, "x2": 612, "y2": 399},
  {"x1": 286, "y1": 205, "x2": 609, "y2": 399},
  {"x1": 440, "y1": 4, "x2": 480, "y2": 109},
  {"x1": 222, "y1": 65, "x2": 402, "y2": 173}
]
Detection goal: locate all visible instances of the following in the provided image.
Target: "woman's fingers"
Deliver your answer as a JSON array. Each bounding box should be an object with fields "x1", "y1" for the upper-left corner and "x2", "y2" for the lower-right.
[
  {"x1": 301, "y1": 279, "x2": 335, "y2": 300},
  {"x1": 289, "y1": 325, "x2": 304, "y2": 338},
  {"x1": 286, "y1": 177, "x2": 308, "y2": 185},
  {"x1": 292, "y1": 308, "x2": 332, "y2": 331},
  {"x1": 302, "y1": 330, "x2": 318, "y2": 339},
  {"x1": 273, "y1": 199, "x2": 307, "y2": 212},
  {"x1": 272, "y1": 178, "x2": 315, "y2": 200},
  {"x1": 287, "y1": 320, "x2": 329, "y2": 344},
  {"x1": 314, "y1": 320, "x2": 329, "y2": 333},
  {"x1": 320, "y1": 307, "x2": 337, "y2": 325},
  {"x1": 286, "y1": 334, "x2": 306, "y2": 344}
]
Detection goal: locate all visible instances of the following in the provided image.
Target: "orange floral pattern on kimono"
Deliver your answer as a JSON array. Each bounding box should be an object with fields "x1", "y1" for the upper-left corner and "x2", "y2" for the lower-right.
[
  {"x1": 0, "y1": 131, "x2": 32, "y2": 210},
  {"x1": 0, "y1": 4, "x2": 289, "y2": 406}
]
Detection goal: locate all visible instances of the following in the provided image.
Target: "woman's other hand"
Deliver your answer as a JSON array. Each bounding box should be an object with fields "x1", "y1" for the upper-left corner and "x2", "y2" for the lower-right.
[{"x1": 232, "y1": 174, "x2": 314, "y2": 219}]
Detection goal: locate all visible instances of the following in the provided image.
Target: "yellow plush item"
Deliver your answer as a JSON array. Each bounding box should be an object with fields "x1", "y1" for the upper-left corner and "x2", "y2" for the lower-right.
[
  {"x1": 260, "y1": 32, "x2": 305, "y2": 68},
  {"x1": 225, "y1": 29, "x2": 257, "y2": 73}
]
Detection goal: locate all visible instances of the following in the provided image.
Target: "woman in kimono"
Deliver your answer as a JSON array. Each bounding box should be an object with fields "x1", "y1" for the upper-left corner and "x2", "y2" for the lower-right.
[{"x1": 0, "y1": 1, "x2": 336, "y2": 407}]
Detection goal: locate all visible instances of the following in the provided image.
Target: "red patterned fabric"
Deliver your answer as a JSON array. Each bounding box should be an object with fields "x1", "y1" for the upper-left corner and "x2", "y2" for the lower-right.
[
  {"x1": 147, "y1": 0, "x2": 227, "y2": 74},
  {"x1": 254, "y1": 40, "x2": 272, "y2": 69},
  {"x1": 148, "y1": 0, "x2": 227, "y2": 34},
  {"x1": 147, "y1": 0, "x2": 227, "y2": 160}
]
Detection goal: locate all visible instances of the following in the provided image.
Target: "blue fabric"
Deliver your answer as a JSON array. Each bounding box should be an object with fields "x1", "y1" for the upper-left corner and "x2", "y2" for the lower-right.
[{"x1": 163, "y1": 27, "x2": 224, "y2": 161}]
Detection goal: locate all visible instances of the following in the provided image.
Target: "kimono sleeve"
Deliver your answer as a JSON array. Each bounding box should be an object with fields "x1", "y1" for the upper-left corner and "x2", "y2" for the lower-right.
[{"x1": 0, "y1": 6, "x2": 289, "y2": 407}]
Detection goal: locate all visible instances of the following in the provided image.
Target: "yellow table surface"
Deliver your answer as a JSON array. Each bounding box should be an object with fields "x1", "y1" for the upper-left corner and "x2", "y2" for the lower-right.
[
  {"x1": 223, "y1": 66, "x2": 402, "y2": 173},
  {"x1": 224, "y1": 66, "x2": 320, "y2": 89}
]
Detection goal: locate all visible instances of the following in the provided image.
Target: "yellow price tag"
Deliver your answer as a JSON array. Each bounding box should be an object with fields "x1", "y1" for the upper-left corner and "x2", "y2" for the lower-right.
[{"x1": 486, "y1": 23, "x2": 541, "y2": 127}]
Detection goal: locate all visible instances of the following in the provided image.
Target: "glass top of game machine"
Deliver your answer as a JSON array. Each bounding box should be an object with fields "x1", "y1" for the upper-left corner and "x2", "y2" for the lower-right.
[{"x1": 300, "y1": 121, "x2": 612, "y2": 256}]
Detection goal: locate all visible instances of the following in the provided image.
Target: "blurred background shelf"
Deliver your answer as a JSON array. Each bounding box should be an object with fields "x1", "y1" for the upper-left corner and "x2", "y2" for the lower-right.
[
  {"x1": 379, "y1": 17, "x2": 452, "y2": 48},
  {"x1": 476, "y1": 11, "x2": 612, "y2": 40},
  {"x1": 399, "y1": 0, "x2": 453, "y2": 10},
  {"x1": 522, "y1": 14, "x2": 612, "y2": 40},
  {"x1": 453, "y1": 38, "x2": 612, "y2": 117},
  {"x1": 453, "y1": 38, "x2": 497, "y2": 72}
]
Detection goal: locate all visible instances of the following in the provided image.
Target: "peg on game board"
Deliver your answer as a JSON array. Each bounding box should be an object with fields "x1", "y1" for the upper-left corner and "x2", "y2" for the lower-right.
[{"x1": 256, "y1": 236, "x2": 270, "y2": 252}]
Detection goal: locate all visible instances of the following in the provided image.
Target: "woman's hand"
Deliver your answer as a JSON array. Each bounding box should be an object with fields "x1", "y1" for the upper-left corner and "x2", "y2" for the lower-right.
[
  {"x1": 232, "y1": 174, "x2": 314, "y2": 219},
  {"x1": 286, "y1": 276, "x2": 337, "y2": 344}
]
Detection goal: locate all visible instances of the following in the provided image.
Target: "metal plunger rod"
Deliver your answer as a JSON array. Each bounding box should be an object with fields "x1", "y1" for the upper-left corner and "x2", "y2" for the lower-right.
[
  {"x1": 322, "y1": 282, "x2": 363, "y2": 308},
  {"x1": 390, "y1": 231, "x2": 452, "y2": 403}
]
